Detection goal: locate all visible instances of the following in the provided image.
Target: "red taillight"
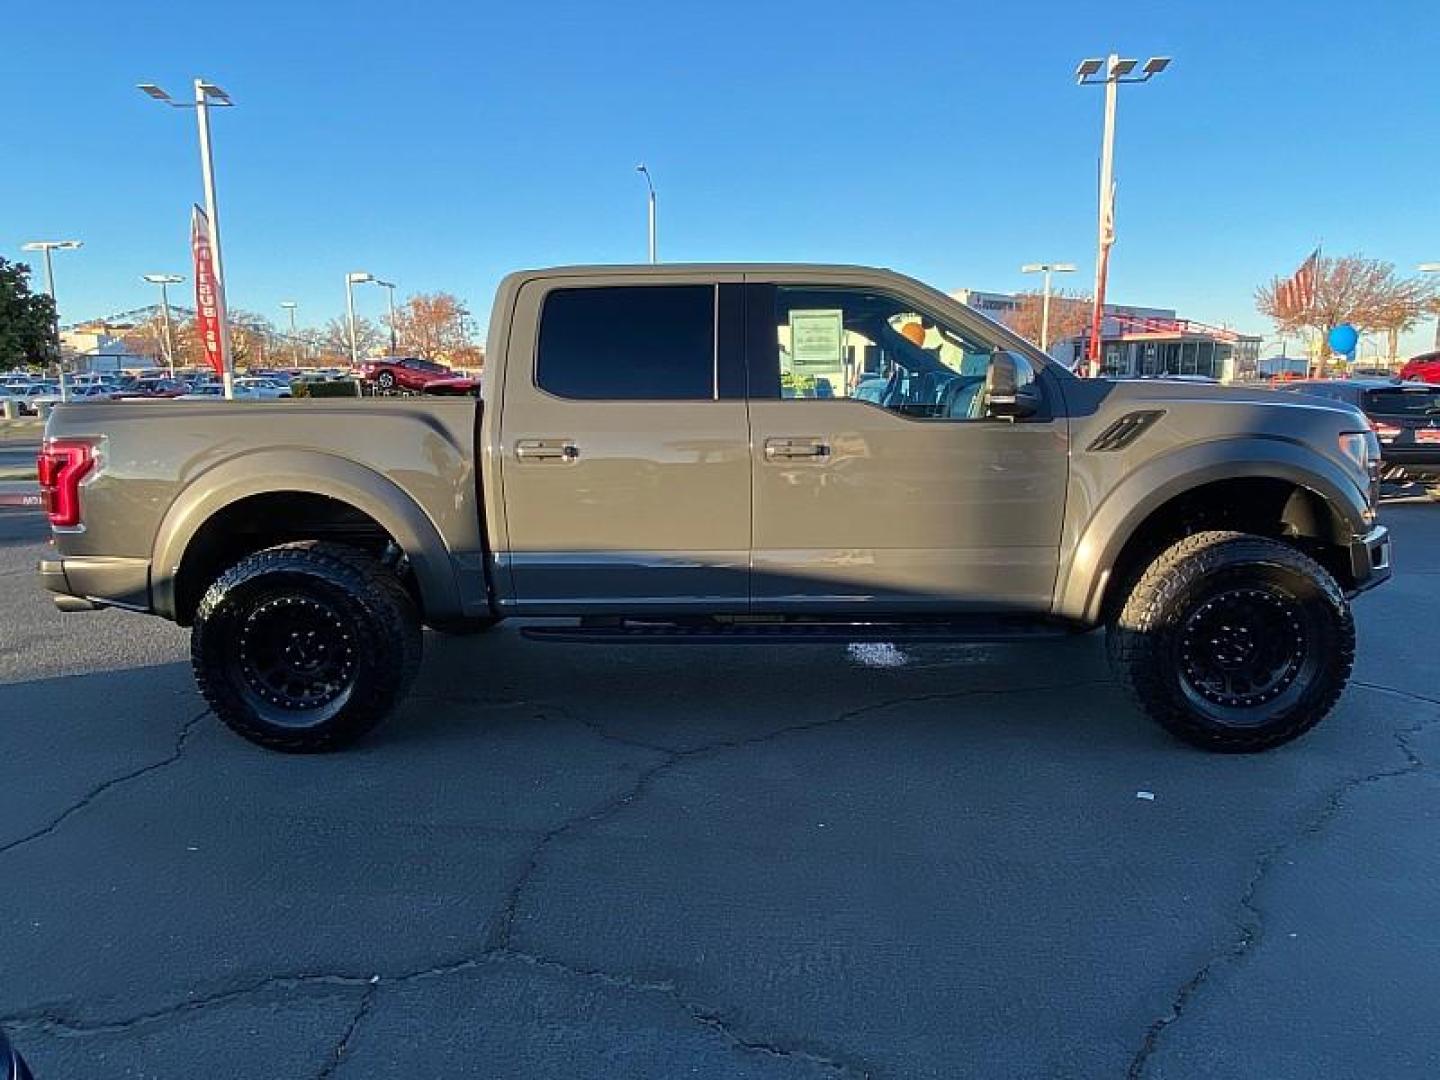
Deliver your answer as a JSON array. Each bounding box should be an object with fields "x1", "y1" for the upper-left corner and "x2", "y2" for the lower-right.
[{"x1": 36, "y1": 439, "x2": 96, "y2": 529}]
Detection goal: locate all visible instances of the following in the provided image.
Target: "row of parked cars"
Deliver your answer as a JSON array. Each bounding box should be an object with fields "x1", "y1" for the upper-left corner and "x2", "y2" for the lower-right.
[
  {"x1": 1, "y1": 357, "x2": 480, "y2": 415},
  {"x1": 0, "y1": 369, "x2": 356, "y2": 413}
]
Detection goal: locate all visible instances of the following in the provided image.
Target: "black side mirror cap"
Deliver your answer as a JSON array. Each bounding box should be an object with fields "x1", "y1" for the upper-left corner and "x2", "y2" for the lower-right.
[{"x1": 986, "y1": 351, "x2": 1040, "y2": 419}]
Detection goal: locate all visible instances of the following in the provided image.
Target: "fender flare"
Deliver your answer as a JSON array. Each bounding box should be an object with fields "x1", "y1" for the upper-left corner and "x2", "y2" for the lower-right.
[
  {"x1": 1055, "y1": 436, "x2": 1368, "y2": 625},
  {"x1": 151, "y1": 449, "x2": 462, "y2": 622}
]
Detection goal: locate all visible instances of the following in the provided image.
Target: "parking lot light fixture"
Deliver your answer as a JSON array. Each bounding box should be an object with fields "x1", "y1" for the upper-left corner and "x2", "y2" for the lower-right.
[
  {"x1": 636, "y1": 164, "x2": 657, "y2": 264},
  {"x1": 22, "y1": 240, "x2": 83, "y2": 401},
  {"x1": 1076, "y1": 53, "x2": 1171, "y2": 377},
  {"x1": 346, "y1": 272, "x2": 376, "y2": 367},
  {"x1": 142, "y1": 273, "x2": 185, "y2": 377},
  {"x1": 1021, "y1": 262, "x2": 1077, "y2": 353},
  {"x1": 138, "y1": 78, "x2": 237, "y2": 397},
  {"x1": 280, "y1": 301, "x2": 299, "y2": 365}
]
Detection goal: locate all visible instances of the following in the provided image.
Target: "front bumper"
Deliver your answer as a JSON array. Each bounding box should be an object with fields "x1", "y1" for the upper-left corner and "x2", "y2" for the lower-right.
[
  {"x1": 1347, "y1": 525, "x2": 1391, "y2": 596},
  {"x1": 39, "y1": 556, "x2": 151, "y2": 612}
]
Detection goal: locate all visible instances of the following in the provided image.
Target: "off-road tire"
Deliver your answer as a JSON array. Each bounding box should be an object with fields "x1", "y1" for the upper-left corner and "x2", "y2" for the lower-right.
[
  {"x1": 1107, "y1": 531, "x2": 1354, "y2": 753},
  {"x1": 192, "y1": 542, "x2": 422, "y2": 752}
]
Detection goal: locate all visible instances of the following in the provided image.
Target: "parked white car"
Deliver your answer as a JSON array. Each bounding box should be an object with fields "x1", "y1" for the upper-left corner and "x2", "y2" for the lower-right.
[
  {"x1": 0, "y1": 383, "x2": 59, "y2": 414},
  {"x1": 179, "y1": 378, "x2": 293, "y2": 401},
  {"x1": 234, "y1": 377, "x2": 293, "y2": 399}
]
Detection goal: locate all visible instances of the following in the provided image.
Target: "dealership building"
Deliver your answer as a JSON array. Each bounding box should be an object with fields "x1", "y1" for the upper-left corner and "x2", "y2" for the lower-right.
[{"x1": 951, "y1": 288, "x2": 1262, "y2": 382}]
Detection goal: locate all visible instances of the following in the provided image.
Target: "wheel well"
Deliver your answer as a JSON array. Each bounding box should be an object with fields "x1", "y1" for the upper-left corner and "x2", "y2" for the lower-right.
[
  {"x1": 174, "y1": 492, "x2": 410, "y2": 625},
  {"x1": 1100, "y1": 478, "x2": 1353, "y2": 621}
]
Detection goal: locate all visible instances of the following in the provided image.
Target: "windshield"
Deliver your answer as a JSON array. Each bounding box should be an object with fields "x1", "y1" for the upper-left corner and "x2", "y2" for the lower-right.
[{"x1": 1365, "y1": 388, "x2": 1440, "y2": 415}]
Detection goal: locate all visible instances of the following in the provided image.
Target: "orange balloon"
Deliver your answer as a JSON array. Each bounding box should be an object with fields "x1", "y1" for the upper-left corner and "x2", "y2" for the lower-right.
[{"x1": 900, "y1": 322, "x2": 926, "y2": 346}]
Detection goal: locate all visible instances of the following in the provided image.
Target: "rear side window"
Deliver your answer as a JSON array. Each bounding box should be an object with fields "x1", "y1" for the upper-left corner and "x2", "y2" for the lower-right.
[
  {"x1": 537, "y1": 285, "x2": 714, "y2": 400},
  {"x1": 1364, "y1": 388, "x2": 1440, "y2": 415}
]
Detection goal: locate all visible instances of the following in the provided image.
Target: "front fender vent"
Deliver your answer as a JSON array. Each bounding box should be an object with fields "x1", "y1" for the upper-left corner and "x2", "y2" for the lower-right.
[{"x1": 1087, "y1": 409, "x2": 1165, "y2": 452}]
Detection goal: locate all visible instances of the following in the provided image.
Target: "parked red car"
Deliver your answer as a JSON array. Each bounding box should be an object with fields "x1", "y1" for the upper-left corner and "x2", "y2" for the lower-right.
[
  {"x1": 1399, "y1": 350, "x2": 1440, "y2": 385},
  {"x1": 359, "y1": 356, "x2": 478, "y2": 394}
]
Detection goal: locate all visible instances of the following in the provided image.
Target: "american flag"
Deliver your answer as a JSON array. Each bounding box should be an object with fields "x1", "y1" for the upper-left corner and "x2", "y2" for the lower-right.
[{"x1": 1277, "y1": 249, "x2": 1320, "y2": 314}]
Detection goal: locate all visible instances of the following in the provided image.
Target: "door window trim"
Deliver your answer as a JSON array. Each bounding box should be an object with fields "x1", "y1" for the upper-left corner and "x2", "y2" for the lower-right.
[{"x1": 742, "y1": 282, "x2": 1052, "y2": 423}]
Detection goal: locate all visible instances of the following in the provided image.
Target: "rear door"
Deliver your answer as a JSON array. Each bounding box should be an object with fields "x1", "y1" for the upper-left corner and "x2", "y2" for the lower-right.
[
  {"x1": 498, "y1": 274, "x2": 752, "y2": 614},
  {"x1": 744, "y1": 278, "x2": 1070, "y2": 612}
]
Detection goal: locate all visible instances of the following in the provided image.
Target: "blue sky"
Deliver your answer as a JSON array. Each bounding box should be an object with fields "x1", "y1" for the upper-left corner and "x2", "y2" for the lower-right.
[{"x1": 5, "y1": 0, "x2": 1438, "y2": 354}]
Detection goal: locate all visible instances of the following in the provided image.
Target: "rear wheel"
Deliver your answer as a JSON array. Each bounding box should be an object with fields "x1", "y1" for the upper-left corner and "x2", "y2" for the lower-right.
[
  {"x1": 1107, "y1": 531, "x2": 1354, "y2": 753},
  {"x1": 192, "y1": 542, "x2": 422, "y2": 752}
]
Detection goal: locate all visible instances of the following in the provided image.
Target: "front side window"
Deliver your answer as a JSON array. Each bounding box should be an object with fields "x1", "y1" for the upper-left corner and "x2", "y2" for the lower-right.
[
  {"x1": 765, "y1": 287, "x2": 1030, "y2": 420},
  {"x1": 538, "y1": 285, "x2": 715, "y2": 400}
]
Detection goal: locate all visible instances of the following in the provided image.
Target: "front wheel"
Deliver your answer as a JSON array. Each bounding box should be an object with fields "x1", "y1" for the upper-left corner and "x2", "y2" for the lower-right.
[
  {"x1": 376, "y1": 371, "x2": 396, "y2": 391},
  {"x1": 1107, "y1": 531, "x2": 1354, "y2": 753},
  {"x1": 192, "y1": 542, "x2": 422, "y2": 752}
]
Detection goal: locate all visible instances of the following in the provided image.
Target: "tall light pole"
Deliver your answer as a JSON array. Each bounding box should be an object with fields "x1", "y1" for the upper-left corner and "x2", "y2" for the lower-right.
[
  {"x1": 142, "y1": 273, "x2": 184, "y2": 378},
  {"x1": 1421, "y1": 263, "x2": 1440, "y2": 351},
  {"x1": 1076, "y1": 54, "x2": 1170, "y2": 377},
  {"x1": 138, "y1": 78, "x2": 237, "y2": 398},
  {"x1": 279, "y1": 301, "x2": 300, "y2": 366},
  {"x1": 22, "y1": 240, "x2": 82, "y2": 402},
  {"x1": 374, "y1": 279, "x2": 398, "y2": 353},
  {"x1": 346, "y1": 271, "x2": 374, "y2": 367},
  {"x1": 636, "y1": 163, "x2": 657, "y2": 264},
  {"x1": 1021, "y1": 262, "x2": 1077, "y2": 354}
]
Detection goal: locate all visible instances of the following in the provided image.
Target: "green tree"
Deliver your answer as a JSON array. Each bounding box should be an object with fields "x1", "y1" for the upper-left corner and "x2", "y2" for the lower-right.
[{"x1": 0, "y1": 257, "x2": 58, "y2": 370}]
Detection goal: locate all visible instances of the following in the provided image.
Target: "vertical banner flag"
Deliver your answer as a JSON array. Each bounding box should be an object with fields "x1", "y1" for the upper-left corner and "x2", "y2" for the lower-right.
[{"x1": 190, "y1": 205, "x2": 226, "y2": 377}]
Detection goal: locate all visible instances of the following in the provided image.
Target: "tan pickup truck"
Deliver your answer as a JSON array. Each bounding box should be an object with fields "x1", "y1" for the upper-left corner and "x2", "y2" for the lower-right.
[{"x1": 37, "y1": 264, "x2": 1390, "y2": 753}]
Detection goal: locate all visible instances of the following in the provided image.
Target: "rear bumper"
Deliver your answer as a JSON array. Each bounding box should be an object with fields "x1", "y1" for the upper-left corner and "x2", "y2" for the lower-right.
[
  {"x1": 38, "y1": 556, "x2": 151, "y2": 612},
  {"x1": 1347, "y1": 525, "x2": 1391, "y2": 596}
]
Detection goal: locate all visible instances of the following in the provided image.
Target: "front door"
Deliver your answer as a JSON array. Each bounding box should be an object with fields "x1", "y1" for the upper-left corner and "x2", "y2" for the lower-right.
[
  {"x1": 498, "y1": 275, "x2": 752, "y2": 614},
  {"x1": 746, "y1": 280, "x2": 1070, "y2": 613}
]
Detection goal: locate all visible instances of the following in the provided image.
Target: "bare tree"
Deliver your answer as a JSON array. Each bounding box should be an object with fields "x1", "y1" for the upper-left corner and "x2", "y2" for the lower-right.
[
  {"x1": 320, "y1": 316, "x2": 383, "y2": 365},
  {"x1": 1256, "y1": 255, "x2": 1438, "y2": 375},
  {"x1": 1001, "y1": 289, "x2": 1092, "y2": 349},
  {"x1": 391, "y1": 292, "x2": 480, "y2": 365},
  {"x1": 228, "y1": 310, "x2": 278, "y2": 370}
]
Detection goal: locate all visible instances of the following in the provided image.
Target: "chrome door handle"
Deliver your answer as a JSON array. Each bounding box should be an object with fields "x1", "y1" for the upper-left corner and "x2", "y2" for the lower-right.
[
  {"x1": 764, "y1": 437, "x2": 829, "y2": 460},
  {"x1": 516, "y1": 439, "x2": 579, "y2": 462}
]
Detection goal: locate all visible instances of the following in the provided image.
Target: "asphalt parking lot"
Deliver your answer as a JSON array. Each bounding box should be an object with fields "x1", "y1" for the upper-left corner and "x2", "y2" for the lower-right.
[{"x1": 2, "y1": 497, "x2": 1438, "y2": 1079}]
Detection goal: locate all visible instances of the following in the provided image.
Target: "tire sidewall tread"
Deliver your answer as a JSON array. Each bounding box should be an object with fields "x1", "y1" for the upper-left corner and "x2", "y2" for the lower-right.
[
  {"x1": 192, "y1": 542, "x2": 421, "y2": 752},
  {"x1": 1107, "y1": 530, "x2": 1355, "y2": 753}
]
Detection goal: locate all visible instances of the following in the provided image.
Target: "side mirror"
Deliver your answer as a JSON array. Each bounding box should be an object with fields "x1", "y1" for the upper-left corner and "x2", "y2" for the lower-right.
[{"x1": 985, "y1": 351, "x2": 1040, "y2": 419}]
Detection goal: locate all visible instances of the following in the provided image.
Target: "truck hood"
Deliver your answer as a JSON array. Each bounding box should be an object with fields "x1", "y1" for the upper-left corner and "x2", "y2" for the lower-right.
[{"x1": 1099, "y1": 378, "x2": 1362, "y2": 419}]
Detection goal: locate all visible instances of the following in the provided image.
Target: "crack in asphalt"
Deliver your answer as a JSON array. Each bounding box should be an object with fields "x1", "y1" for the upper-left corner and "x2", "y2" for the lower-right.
[
  {"x1": 1125, "y1": 679, "x2": 1440, "y2": 1079},
  {"x1": 0, "y1": 708, "x2": 210, "y2": 858},
  {"x1": 315, "y1": 976, "x2": 380, "y2": 1080},
  {"x1": 6, "y1": 951, "x2": 869, "y2": 1078},
  {"x1": 3, "y1": 680, "x2": 1109, "y2": 1075}
]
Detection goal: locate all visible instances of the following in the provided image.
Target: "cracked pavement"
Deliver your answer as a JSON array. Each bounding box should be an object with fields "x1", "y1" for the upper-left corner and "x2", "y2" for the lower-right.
[{"x1": 2, "y1": 502, "x2": 1439, "y2": 1078}]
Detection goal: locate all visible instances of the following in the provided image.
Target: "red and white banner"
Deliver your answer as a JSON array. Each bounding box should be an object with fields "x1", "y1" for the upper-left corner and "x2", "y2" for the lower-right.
[{"x1": 190, "y1": 205, "x2": 227, "y2": 377}]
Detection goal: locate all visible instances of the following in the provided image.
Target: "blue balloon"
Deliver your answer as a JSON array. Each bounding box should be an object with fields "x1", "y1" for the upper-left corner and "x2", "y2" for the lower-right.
[{"x1": 1328, "y1": 323, "x2": 1358, "y2": 354}]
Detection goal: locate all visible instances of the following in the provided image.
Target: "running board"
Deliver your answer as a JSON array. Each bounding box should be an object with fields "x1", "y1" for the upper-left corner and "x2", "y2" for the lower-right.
[{"x1": 520, "y1": 618, "x2": 1077, "y2": 645}]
